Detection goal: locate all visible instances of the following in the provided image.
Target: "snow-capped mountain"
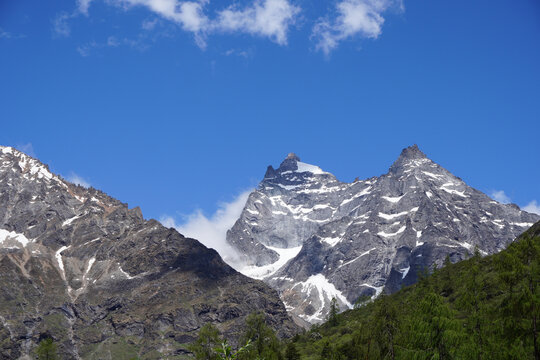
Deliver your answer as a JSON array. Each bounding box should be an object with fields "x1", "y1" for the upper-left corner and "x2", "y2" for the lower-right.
[
  {"x1": 226, "y1": 145, "x2": 539, "y2": 324},
  {"x1": 0, "y1": 146, "x2": 297, "y2": 359}
]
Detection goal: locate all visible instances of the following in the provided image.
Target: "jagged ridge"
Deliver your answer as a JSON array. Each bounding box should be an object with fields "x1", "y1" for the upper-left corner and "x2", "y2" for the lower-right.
[
  {"x1": 226, "y1": 145, "x2": 539, "y2": 325},
  {"x1": 0, "y1": 146, "x2": 298, "y2": 359}
]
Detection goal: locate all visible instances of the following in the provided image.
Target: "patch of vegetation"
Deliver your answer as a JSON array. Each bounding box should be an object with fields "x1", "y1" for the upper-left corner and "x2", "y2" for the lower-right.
[
  {"x1": 35, "y1": 338, "x2": 58, "y2": 360},
  {"x1": 290, "y1": 222, "x2": 540, "y2": 359}
]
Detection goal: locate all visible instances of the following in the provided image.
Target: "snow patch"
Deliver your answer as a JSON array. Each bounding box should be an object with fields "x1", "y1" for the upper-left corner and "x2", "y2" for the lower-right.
[
  {"x1": 511, "y1": 222, "x2": 533, "y2": 227},
  {"x1": 381, "y1": 195, "x2": 404, "y2": 203},
  {"x1": 422, "y1": 171, "x2": 443, "y2": 179},
  {"x1": 339, "y1": 247, "x2": 376, "y2": 268},
  {"x1": 400, "y1": 266, "x2": 410, "y2": 279},
  {"x1": 119, "y1": 266, "x2": 134, "y2": 279},
  {"x1": 55, "y1": 246, "x2": 69, "y2": 280},
  {"x1": 360, "y1": 283, "x2": 384, "y2": 299},
  {"x1": 62, "y1": 214, "x2": 83, "y2": 227},
  {"x1": 378, "y1": 207, "x2": 418, "y2": 220},
  {"x1": 320, "y1": 236, "x2": 342, "y2": 247},
  {"x1": 378, "y1": 226, "x2": 406, "y2": 238},
  {"x1": 0, "y1": 229, "x2": 31, "y2": 248},
  {"x1": 293, "y1": 274, "x2": 352, "y2": 322},
  {"x1": 440, "y1": 183, "x2": 467, "y2": 197},
  {"x1": 239, "y1": 245, "x2": 302, "y2": 280},
  {"x1": 295, "y1": 161, "x2": 327, "y2": 175}
]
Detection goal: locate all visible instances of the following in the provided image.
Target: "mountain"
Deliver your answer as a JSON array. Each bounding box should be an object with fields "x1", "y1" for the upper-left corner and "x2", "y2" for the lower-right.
[
  {"x1": 226, "y1": 145, "x2": 539, "y2": 325},
  {"x1": 0, "y1": 146, "x2": 297, "y2": 360},
  {"x1": 291, "y1": 220, "x2": 540, "y2": 359}
]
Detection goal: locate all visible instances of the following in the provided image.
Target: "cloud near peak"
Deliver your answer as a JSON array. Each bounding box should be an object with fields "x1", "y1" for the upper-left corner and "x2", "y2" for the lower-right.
[{"x1": 160, "y1": 189, "x2": 252, "y2": 266}]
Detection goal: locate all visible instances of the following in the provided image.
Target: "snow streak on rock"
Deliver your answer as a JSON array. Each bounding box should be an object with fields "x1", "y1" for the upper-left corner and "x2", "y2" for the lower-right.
[{"x1": 226, "y1": 146, "x2": 540, "y2": 324}]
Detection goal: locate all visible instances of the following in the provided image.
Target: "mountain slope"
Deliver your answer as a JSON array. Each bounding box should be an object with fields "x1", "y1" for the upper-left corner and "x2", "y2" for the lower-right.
[
  {"x1": 226, "y1": 146, "x2": 539, "y2": 324},
  {"x1": 291, "y1": 220, "x2": 540, "y2": 359},
  {"x1": 0, "y1": 146, "x2": 297, "y2": 359}
]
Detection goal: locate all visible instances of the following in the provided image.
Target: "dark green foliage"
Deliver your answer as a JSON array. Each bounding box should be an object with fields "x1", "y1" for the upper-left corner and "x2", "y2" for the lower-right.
[
  {"x1": 285, "y1": 342, "x2": 301, "y2": 360},
  {"x1": 289, "y1": 222, "x2": 540, "y2": 360},
  {"x1": 35, "y1": 338, "x2": 58, "y2": 360},
  {"x1": 328, "y1": 297, "x2": 339, "y2": 327},
  {"x1": 239, "y1": 312, "x2": 283, "y2": 360},
  {"x1": 189, "y1": 323, "x2": 223, "y2": 360},
  {"x1": 216, "y1": 340, "x2": 252, "y2": 360}
]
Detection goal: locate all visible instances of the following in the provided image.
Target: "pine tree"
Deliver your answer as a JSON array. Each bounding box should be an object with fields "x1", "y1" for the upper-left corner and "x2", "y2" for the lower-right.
[
  {"x1": 35, "y1": 338, "x2": 58, "y2": 360},
  {"x1": 188, "y1": 323, "x2": 222, "y2": 360},
  {"x1": 285, "y1": 342, "x2": 300, "y2": 360},
  {"x1": 240, "y1": 312, "x2": 282, "y2": 360},
  {"x1": 328, "y1": 297, "x2": 339, "y2": 327},
  {"x1": 372, "y1": 295, "x2": 398, "y2": 360}
]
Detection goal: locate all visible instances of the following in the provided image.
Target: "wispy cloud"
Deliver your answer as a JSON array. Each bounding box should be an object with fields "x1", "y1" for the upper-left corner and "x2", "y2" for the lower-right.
[
  {"x1": 15, "y1": 143, "x2": 36, "y2": 157},
  {"x1": 66, "y1": 0, "x2": 300, "y2": 48},
  {"x1": 76, "y1": 34, "x2": 153, "y2": 56},
  {"x1": 216, "y1": 0, "x2": 300, "y2": 45},
  {"x1": 224, "y1": 48, "x2": 252, "y2": 58},
  {"x1": 312, "y1": 0, "x2": 402, "y2": 55},
  {"x1": 77, "y1": 0, "x2": 94, "y2": 15},
  {"x1": 0, "y1": 28, "x2": 12, "y2": 39},
  {"x1": 491, "y1": 190, "x2": 511, "y2": 204},
  {"x1": 66, "y1": 172, "x2": 91, "y2": 187},
  {"x1": 60, "y1": 0, "x2": 404, "y2": 53},
  {"x1": 52, "y1": 0, "x2": 95, "y2": 37},
  {"x1": 491, "y1": 190, "x2": 539, "y2": 215},
  {"x1": 0, "y1": 27, "x2": 26, "y2": 40},
  {"x1": 160, "y1": 190, "x2": 252, "y2": 265},
  {"x1": 523, "y1": 200, "x2": 540, "y2": 215},
  {"x1": 53, "y1": 12, "x2": 76, "y2": 37},
  {"x1": 142, "y1": 17, "x2": 160, "y2": 31}
]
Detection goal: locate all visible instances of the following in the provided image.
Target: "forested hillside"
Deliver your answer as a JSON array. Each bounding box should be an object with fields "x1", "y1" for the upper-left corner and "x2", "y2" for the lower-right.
[{"x1": 289, "y1": 221, "x2": 540, "y2": 359}]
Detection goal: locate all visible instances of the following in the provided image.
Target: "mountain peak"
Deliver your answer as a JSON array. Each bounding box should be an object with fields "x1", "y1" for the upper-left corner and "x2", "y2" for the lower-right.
[
  {"x1": 399, "y1": 144, "x2": 426, "y2": 160},
  {"x1": 278, "y1": 153, "x2": 301, "y2": 172},
  {"x1": 389, "y1": 145, "x2": 430, "y2": 174},
  {"x1": 286, "y1": 152, "x2": 300, "y2": 162}
]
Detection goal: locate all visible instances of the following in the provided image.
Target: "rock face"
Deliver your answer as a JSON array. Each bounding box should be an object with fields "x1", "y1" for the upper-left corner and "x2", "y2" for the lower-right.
[
  {"x1": 226, "y1": 145, "x2": 539, "y2": 324},
  {"x1": 0, "y1": 146, "x2": 297, "y2": 359}
]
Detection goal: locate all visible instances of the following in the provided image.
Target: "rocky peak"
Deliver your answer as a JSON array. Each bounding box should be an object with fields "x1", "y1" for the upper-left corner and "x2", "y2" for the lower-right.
[
  {"x1": 226, "y1": 147, "x2": 539, "y2": 325},
  {"x1": 389, "y1": 144, "x2": 432, "y2": 174},
  {"x1": 0, "y1": 147, "x2": 299, "y2": 358},
  {"x1": 400, "y1": 144, "x2": 426, "y2": 159},
  {"x1": 278, "y1": 153, "x2": 301, "y2": 173}
]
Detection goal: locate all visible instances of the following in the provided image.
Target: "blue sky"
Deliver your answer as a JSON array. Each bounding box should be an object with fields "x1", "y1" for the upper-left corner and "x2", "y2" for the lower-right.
[{"x1": 1, "y1": 0, "x2": 539, "y2": 234}]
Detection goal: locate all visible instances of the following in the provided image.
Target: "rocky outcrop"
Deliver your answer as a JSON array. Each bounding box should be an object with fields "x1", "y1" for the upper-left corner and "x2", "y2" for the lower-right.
[
  {"x1": 0, "y1": 146, "x2": 298, "y2": 359},
  {"x1": 226, "y1": 145, "x2": 539, "y2": 324}
]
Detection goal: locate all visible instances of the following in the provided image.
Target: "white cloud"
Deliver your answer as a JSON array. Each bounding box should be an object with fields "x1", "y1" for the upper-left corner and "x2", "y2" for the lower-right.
[
  {"x1": 77, "y1": 0, "x2": 94, "y2": 15},
  {"x1": 160, "y1": 189, "x2": 252, "y2": 265},
  {"x1": 142, "y1": 17, "x2": 159, "y2": 30},
  {"x1": 53, "y1": 12, "x2": 73, "y2": 37},
  {"x1": 224, "y1": 48, "x2": 251, "y2": 58},
  {"x1": 216, "y1": 0, "x2": 300, "y2": 45},
  {"x1": 111, "y1": 0, "x2": 210, "y2": 46},
  {"x1": 523, "y1": 200, "x2": 540, "y2": 215},
  {"x1": 72, "y1": 0, "x2": 299, "y2": 47},
  {"x1": 0, "y1": 28, "x2": 12, "y2": 39},
  {"x1": 0, "y1": 28, "x2": 26, "y2": 40},
  {"x1": 66, "y1": 172, "x2": 91, "y2": 187},
  {"x1": 491, "y1": 190, "x2": 511, "y2": 204},
  {"x1": 313, "y1": 0, "x2": 400, "y2": 55}
]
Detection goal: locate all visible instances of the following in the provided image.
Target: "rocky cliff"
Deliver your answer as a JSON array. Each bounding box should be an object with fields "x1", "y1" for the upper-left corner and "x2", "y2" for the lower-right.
[
  {"x1": 0, "y1": 146, "x2": 297, "y2": 359},
  {"x1": 226, "y1": 146, "x2": 539, "y2": 324}
]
